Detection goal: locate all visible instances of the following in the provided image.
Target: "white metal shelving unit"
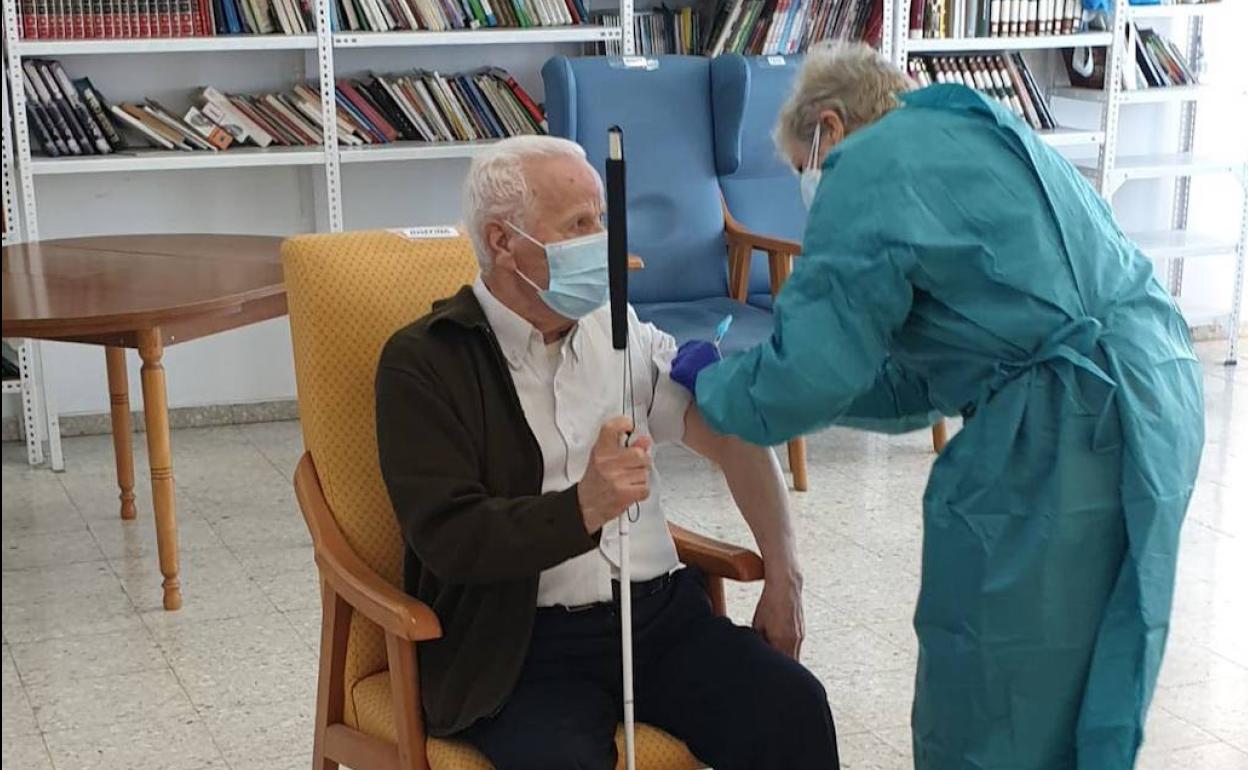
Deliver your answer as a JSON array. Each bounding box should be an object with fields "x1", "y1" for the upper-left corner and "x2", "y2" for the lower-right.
[
  {"x1": 892, "y1": 0, "x2": 1244, "y2": 364},
  {"x1": 1096, "y1": 0, "x2": 1244, "y2": 363},
  {"x1": 2, "y1": 54, "x2": 63, "y2": 470},
  {"x1": 889, "y1": 2, "x2": 1118, "y2": 153},
  {"x1": 2, "y1": 0, "x2": 642, "y2": 466}
]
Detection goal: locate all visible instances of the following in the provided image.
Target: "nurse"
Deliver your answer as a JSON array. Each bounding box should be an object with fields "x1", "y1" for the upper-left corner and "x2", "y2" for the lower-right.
[{"x1": 672, "y1": 42, "x2": 1204, "y2": 770}]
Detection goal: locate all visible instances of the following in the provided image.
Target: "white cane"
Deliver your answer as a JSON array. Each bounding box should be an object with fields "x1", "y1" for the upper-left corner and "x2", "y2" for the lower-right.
[{"x1": 606, "y1": 126, "x2": 637, "y2": 770}]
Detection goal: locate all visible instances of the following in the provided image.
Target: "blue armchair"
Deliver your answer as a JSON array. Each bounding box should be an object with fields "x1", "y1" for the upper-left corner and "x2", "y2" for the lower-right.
[
  {"x1": 711, "y1": 54, "x2": 807, "y2": 311},
  {"x1": 542, "y1": 54, "x2": 811, "y2": 490}
]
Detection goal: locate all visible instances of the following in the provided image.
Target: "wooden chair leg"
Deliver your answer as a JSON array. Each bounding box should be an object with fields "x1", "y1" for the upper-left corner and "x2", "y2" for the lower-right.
[
  {"x1": 705, "y1": 574, "x2": 727, "y2": 617},
  {"x1": 788, "y1": 437, "x2": 808, "y2": 492},
  {"x1": 931, "y1": 420, "x2": 948, "y2": 454},
  {"x1": 728, "y1": 243, "x2": 751, "y2": 302},
  {"x1": 387, "y1": 633, "x2": 432, "y2": 770},
  {"x1": 314, "y1": 584, "x2": 351, "y2": 770}
]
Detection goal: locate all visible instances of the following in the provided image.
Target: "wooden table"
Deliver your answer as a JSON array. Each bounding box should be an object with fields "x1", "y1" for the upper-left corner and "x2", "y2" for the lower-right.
[{"x1": 2, "y1": 234, "x2": 287, "y2": 610}]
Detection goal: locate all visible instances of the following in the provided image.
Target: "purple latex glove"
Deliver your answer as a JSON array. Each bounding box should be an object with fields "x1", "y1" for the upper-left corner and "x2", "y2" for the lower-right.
[{"x1": 670, "y1": 340, "x2": 721, "y2": 396}]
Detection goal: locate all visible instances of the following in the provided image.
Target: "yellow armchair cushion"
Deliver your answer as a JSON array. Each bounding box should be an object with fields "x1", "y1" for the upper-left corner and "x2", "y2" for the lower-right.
[
  {"x1": 282, "y1": 229, "x2": 480, "y2": 725},
  {"x1": 351, "y1": 672, "x2": 706, "y2": 770}
]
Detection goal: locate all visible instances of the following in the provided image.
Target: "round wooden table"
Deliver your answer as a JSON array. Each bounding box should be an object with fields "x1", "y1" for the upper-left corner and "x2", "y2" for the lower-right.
[{"x1": 2, "y1": 234, "x2": 287, "y2": 610}]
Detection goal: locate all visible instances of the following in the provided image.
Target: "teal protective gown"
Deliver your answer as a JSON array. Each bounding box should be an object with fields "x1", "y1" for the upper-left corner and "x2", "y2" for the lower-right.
[{"x1": 696, "y1": 84, "x2": 1204, "y2": 769}]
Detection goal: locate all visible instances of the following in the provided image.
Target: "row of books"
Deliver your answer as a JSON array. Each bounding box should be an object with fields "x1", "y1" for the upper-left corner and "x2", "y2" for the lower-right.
[
  {"x1": 703, "y1": 0, "x2": 881, "y2": 56},
  {"x1": 909, "y1": 0, "x2": 1080, "y2": 39},
  {"x1": 1126, "y1": 24, "x2": 1196, "y2": 89},
  {"x1": 21, "y1": 59, "x2": 122, "y2": 157},
  {"x1": 17, "y1": 0, "x2": 312, "y2": 38},
  {"x1": 25, "y1": 61, "x2": 545, "y2": 158},
  {"x1": 331, "y1": 69, "x2": 546, "y2": 144},
  {"x1": 907, "y1": 53, "x2": 1058, "y2": 130},
  {"x1": 331, "y1": 0, "x2": 588, "y2": 31},
  {"x1": 596, "y1": 8, "x2": 700, "y2": 55}
]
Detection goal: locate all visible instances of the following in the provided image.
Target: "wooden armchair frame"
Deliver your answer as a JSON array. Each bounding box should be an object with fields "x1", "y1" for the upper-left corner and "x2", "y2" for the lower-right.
[
  {"x1": 722, "y1": 204, "x2": 949, "y2": 455},
  {"x1": 295, "y1": 452, "x2": 765, "y2": 770}
]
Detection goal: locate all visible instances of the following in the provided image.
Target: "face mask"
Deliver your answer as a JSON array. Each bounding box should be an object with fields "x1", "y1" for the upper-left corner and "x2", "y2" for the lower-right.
[
  {"x1": 800, "y1": 122, "x2": 823, "y2": 210},
  {"x1": 507, "y1": 222, "x2": 610, "y2": 320}
]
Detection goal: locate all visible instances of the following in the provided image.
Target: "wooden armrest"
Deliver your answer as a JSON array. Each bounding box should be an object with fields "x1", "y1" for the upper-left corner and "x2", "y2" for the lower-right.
[
  {"x1": 294, "y1": 453, "x2": 442, "y2": 643},
  {"x1": 670, "y1": 523, "x2": 765, "y2": 582},
  {"x1": 723, "y1": 207, "x2": 802, "y2": 258},
  {"x1": 628, "y1": 254, "x2": 644, "y2": 270},
  {"x1": 725, "y1": 225, "x2": 802, "y2": 258}
]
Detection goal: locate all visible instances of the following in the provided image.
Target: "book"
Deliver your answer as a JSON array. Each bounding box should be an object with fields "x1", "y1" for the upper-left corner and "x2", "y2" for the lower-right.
[
  {"x1": 183, "y1": 105, "x2": 234, "y2": 148},
  {"x1": 110, "y1": 103, "x2": 176, "y2": 148},
  {"x1": 46, "y1": 61, "x2": 112, "y2": 153},
  {"x1": 910, "y1": 53, "x2": 1055, "y2": 131}
]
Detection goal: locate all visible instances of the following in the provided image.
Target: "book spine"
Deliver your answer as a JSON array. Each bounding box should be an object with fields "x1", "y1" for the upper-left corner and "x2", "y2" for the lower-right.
[
  {"x1": 75, "y1": 80, "x2": 125, "y2": 148},
  {"x1": 26, "y1": 100, "x2": 64, "y2": 156},
  {"x1": 20, "y1": 0, "x2": 37, "y2": 38}
]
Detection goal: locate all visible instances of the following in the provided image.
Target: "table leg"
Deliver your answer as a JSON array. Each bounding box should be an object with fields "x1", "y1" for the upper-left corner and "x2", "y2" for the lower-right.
[
  {"x1": 137, "y1": 329, "x2": 182, "y2": 611},
  {"x1": 105, "y1": 347, "x2": 137, "y2": 520}
]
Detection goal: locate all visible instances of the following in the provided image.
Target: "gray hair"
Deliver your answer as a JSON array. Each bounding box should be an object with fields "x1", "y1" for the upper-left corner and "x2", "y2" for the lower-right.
[
  {"x1": 462, "y1": 135, "x2": 592, "y2": 273},
  {"x1": 774, "y1": 41, "x2": 913, "y2": 153}
]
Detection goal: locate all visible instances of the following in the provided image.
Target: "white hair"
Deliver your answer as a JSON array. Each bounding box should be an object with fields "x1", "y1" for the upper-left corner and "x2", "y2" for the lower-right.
[
  {"x1": 774, "y1": 41, "x2": 913, "y2": 152},
  {"x1": 462, "y1": 135, "x2": 592, "y2": 274}
]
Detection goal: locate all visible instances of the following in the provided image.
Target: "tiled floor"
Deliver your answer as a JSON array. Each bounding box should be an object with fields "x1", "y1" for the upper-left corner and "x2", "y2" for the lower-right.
[{"x1": 3, "y1": 343, "x2": 1245, "y2": 770}]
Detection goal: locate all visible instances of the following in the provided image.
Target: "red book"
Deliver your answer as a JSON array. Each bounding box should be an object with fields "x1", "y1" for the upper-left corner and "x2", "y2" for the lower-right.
[
  {"x1": 159, "y1": 0, "x2": 172, "y2": 35},
  {"x1": 490, "y1": 69, "x2": 545, "y2": 131},
  {"x1": 336, "y1": 80, "x2": 400, "y2": 141},
  {"x1": 20, "y1": 0, "x2": 37, "y2": 37},
  {"x1": 137, "y1": 0, "x2": 150, "y2": 36}
]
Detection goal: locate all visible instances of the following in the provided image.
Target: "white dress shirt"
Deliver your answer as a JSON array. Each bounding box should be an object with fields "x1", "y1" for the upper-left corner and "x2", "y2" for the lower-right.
[{"x1": 472, "y1": 277, "x2": 690, "y2": 608}]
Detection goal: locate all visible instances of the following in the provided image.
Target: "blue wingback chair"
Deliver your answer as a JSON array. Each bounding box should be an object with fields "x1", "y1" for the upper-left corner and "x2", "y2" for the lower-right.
[
  {"x1": 542, "y1": 54, "x2": 810, "y2": 490},
  {"x1": 710, "y1": 54, "x2": 949, "y2": 454},
  {"x1": 710, "y1": 54, "x2": 806, "y2": 311}
]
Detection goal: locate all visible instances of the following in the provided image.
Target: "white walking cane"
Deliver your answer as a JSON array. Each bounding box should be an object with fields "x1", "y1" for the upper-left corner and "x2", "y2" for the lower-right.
[{"x1": 606, "y1": 126, "x2": 637, "y2": 770}]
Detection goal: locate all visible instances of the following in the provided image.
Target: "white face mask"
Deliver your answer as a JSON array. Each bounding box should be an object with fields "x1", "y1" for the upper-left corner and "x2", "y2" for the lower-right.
[
  {"x1": 506, "y1": 222, "x2": 609, "y2": 320},
  {"x1": 800, "y1": 122, "x2": 823, "y2": 210}
]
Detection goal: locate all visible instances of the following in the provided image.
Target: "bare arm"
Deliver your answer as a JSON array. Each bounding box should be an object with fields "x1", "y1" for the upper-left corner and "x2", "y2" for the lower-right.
[{"x1": 681, "y1": 403, "x2": 805, "y2": 658}]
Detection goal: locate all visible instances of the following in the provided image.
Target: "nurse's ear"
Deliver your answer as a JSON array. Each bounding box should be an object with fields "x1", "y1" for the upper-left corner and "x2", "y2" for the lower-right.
[{"x1": 818, "y1": 109, "x2": 846, "y2": 152}]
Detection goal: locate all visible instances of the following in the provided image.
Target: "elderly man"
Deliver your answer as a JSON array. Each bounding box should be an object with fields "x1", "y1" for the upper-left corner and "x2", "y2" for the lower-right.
[{"x1": 375, "y1": 135, "x2": 839, "y2": 769}]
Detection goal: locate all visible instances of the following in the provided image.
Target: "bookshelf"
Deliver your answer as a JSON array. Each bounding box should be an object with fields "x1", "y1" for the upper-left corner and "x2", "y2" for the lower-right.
[
  {"x1": 2, "y1": 0, "x2": 639, "y2": 466},
  {"x1": 1088, "y1": 0, "x2": 1245, "y2": 364},
  {"x1": 3, "y1": 5, "x2": 634, "y2": 230},
  {"x1": 3, "y1": 47, "x2": 62, "y2": 469},
  {"x1": 891, "y1": 0, "x2": 1244, "y2": 364}
]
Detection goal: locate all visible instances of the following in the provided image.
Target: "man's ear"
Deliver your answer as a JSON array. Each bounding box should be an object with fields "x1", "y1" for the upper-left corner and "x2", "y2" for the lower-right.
[{"x1": 485, "y1": 221, "x2": 514, "y2": 272}]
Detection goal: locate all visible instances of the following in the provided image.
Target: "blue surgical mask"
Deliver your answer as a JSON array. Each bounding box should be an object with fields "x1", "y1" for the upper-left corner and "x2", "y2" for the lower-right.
[
  {"x1": 800, "y1": 122, "x2": 823, "y2": 210},
  {"x1": 508, "y1": 222, "x2": 609, "y2": 320}
]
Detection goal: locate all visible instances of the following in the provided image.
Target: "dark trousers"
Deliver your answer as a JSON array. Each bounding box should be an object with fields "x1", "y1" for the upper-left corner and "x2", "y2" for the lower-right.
[{"x1": 457, "y1": 568, "x2": 840, "y2": 770}]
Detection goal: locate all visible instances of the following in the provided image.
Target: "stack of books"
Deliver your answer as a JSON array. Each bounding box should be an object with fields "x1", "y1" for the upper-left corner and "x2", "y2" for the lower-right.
[
  {"x1": 1125, "y1": 24, "x2": 1197, "y2": 89},
  {"x1": 596, "y1": 8, "x2": 699, "y2": 55},
  {"x1": 21, "y1": 60, "x2": 123, "y2": 158},
  {"x1": 332, "y1": 0, "x2": 589, "y2": 31},
  {"x1": 702, "y1": 0, "x2": 882, "y2": 56},
  {"x1": 17, "y1": 0, "x2": 312, "y2": 38},
  {"x1": 908, "y1": 53, "x2": 1057, "y2": 130},
  {"x1": 909, "y1": 0, "x2": 1080, "y2": 39},
  {"x1": 24, "y1": 60, "x2": 545, "y2": 158}
]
